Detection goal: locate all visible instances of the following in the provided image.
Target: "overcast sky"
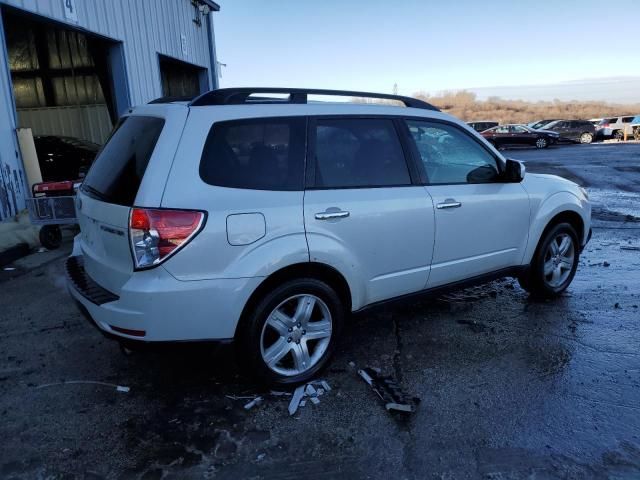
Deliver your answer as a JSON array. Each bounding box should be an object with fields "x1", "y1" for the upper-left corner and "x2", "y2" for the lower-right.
[{"x1": 213, "y1": 0, "x2": 640, "y2": 102}]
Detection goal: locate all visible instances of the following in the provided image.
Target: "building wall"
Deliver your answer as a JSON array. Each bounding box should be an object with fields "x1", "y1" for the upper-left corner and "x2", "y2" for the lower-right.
[{"x1": 0, "y1": 0, "x2": 218, "y2": 221}]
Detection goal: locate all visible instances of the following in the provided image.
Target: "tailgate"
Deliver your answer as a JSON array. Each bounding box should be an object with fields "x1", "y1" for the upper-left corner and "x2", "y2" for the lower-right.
[{"x1": 76, "y1": 107, "x2": 187, "y2": 294}]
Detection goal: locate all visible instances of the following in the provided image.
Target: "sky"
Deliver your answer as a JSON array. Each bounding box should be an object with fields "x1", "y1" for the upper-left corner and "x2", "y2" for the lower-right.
[{"x1": 213, "y1": 0, "x2": 640, "y2": 103}]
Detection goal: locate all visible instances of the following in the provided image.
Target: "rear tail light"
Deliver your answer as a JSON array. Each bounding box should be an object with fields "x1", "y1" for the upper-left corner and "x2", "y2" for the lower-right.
[{"x1": 129, "y1": 208, "x2": 205, "y2": 269}]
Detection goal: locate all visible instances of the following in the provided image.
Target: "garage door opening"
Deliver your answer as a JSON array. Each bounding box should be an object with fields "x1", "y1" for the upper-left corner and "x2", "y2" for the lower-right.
[
  {"x1": 2, "y1": 8, "x2": 125, "y2": 183},
  {"x1": 159, "y1": 54, "x2": 207, "y2": 99}
]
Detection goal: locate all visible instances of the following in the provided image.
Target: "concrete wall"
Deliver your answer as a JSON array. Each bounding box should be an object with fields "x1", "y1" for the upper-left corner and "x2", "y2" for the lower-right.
[{"x1": 0, "y1": 0, "x2": 219, "y2": 221}]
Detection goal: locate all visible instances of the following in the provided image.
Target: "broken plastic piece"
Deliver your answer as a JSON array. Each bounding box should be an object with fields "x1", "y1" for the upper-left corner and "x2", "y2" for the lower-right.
[
  {"x1": 310, "y1": 396, "x2": 321, "y2": 405},
  {"x1": 116, "y1": 385, "x2": 130, "y2": 393},
  {"x1": 288, "y1": 385, "x2": 306, "y2": 415},
  {"x1": 305, "y1": 384, "x2": 317, "y2": 396},
  {"x1": 244, "y1": 396, "x2": 263, "y2": 410},
  {"x1": 358, "y1": 368, "x2": 419, "y2": 414},
  {"x1": 299, "y1": 400, "x2": 306, "y2": 407},
  {"x1": 320, "y1": 380, "x2": 331, "y2": 391}
]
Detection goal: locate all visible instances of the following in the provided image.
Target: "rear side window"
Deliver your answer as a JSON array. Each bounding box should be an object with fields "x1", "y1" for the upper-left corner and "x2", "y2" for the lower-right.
[
  {"x1": 82, "y1": 116, "x2": 164, "y2": 206},
  {"x1": 313, "y1": 118, "x2": 410, "y2": 188},
  {"x1": 622, "y1": 117, "x2": 633, "y2": 123},
  {"x1": 199, "y1": 117, "x2": 306, "y2": 191}
]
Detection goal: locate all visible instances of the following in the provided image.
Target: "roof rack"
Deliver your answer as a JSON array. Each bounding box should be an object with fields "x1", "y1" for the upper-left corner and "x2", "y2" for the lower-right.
[
  {"x1": 148, "y1": 95, "x2": 196, "y2": 104},
  {"x1": 189, "y1": 88, "x2": 440, "y2": 111}
]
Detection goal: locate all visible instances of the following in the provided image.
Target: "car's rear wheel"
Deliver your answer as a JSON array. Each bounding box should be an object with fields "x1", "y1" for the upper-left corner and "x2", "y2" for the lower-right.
[
  {"x1": 237, "y1": 278, "x2": 343, "y2": 385},
  {"x1": 535, "y1": 137, "x2": 548, "y2": 149},
  {"x1": 613, "y1": 130, "x2": 624, "y2": 141},
  {"x1": 518, "y1": 222, "x2": 579, "y2": 297},
  {"x1": 579, "y1": 132, "x2": 593, "y2": 144}
]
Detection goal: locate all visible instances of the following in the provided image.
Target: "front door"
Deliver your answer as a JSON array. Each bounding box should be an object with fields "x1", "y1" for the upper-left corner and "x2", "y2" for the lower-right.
[
  {"x1": 404, "y1": 119, "x2": 530, "y2": 288},
  {"x1": 304, "y1": 117, "x2": 435, "y2": 307}
]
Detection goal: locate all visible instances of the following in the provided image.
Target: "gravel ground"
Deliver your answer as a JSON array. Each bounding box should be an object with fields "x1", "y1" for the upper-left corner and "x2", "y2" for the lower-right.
[{"x1": 1, "y1": 143, "x2": 639, "y2": 479}]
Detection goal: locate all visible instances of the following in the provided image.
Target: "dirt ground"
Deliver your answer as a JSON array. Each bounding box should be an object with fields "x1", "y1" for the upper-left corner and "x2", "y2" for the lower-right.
[{"x1": 1, "y1": 143, "x2": 639, "y2": 479}]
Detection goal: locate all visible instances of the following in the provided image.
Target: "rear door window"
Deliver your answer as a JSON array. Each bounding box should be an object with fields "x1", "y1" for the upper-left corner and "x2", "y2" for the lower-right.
[
  {"x1": 312, "y1": 118, "x2": 411, "y2": 188},
  {"x1": 199, "y1": 117, "x2": 306, "y2": 190},
  {"x1": 82, "y1": 115, "x2": 165, "y2": 206}
]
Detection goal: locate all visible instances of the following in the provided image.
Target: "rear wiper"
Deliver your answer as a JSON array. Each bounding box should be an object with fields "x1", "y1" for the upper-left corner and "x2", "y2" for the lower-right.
[{"x1": 81, "y1": 184, "x2": 109, "y2": 201}]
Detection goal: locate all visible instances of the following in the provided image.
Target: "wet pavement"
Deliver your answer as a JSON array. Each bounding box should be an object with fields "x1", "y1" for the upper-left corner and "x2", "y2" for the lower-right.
[{"x1": 1, "y1": 144, "x2": 639, "y2": 479}]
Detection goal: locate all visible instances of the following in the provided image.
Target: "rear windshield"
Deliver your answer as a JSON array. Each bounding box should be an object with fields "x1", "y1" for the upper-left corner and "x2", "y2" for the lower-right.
[{"x1": 82, "y1": 116, "x2": 164, "y2": 206}]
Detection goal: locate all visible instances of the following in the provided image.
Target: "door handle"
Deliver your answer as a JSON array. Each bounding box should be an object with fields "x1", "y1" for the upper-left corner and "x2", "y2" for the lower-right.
[
  {"x1": 436, "y1": 201, "x2": 462, "y2": 209},
  {"x1": 315, "y1": 210, "x2": 350, "y2": 220}
]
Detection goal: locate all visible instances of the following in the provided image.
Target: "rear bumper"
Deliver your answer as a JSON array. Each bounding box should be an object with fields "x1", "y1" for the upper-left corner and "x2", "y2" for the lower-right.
[{"x1": 66, "y1": 255, "x2": 262, "y2": 343}]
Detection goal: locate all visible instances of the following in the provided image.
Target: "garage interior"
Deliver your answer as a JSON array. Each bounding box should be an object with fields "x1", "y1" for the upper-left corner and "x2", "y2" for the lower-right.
[{"x1": 1, "y1": 7, "x2": 125, "y2": 183}]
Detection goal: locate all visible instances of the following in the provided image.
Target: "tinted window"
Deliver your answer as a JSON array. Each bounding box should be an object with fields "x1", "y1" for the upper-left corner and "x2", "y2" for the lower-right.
[
  {"x1": 622, "y1": 117, "x2": 633, "y2": 123},
  {"x1": 82, "y1": 116, "x2": 164, "y2": 206},
  {"x1": 314, "y1": 118, "x2": 410, "y2": 188},
  {"x1": 407, "y1": 120, "x2": 499, "y2": 185},
  {"x1": 200, "y1": 117, "x2": 306, "y2": 191}
]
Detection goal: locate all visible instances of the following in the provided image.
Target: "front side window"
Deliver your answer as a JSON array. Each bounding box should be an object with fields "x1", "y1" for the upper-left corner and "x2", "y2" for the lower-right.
[
  {"x1": 511, "y1": 126, "x2": 528, "y2": 133},
  {"x1": 313, "y1": 118, "x2": 410, "y2": 188},
  {"x1": 494, "y1": 126, "x2": 509, "y2": 133},
  {"x1": 200, "y1": 117, "x2": 306, "y2": 190},
  {"x1": 406, "y1": 120, "x2": 500, "y2": 185}
]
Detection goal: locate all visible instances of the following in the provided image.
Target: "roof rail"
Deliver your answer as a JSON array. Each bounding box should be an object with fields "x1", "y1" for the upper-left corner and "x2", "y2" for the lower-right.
[
  {"x1": 189, "y1": 87, "x2": 440, "y2": 111},
  {"x1": 148, "y1": 95, "x2": 196, "y2": 104}
]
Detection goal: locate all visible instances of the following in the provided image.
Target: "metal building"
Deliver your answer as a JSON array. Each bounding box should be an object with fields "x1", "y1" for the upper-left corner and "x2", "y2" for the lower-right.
[{"x1": 0, "y1": 0, "x2": 220, "y2": 222}]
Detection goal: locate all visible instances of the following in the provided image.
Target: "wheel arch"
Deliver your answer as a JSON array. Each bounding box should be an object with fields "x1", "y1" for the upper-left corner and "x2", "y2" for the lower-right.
[
  {"x1": 235, "y1": 262, "x2": 353, "y2": 339},
  {"x1": 523, "y1": 192, "x2": 589, "y2": 265}
]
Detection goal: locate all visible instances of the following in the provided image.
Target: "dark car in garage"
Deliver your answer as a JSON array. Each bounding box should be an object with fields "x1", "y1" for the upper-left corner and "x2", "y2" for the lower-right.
[
  {"x1": 542, "y1": 120, "x2": 596, "y2": 144},
  {"x1": 481, "y1": 124, "x2": 559, "y2": 149},
  {"x1": 34, "y1": 136, "x2": 100, "y2": 182}
]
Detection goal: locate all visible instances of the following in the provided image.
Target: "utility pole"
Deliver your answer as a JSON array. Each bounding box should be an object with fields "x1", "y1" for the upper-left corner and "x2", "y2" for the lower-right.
[{"x1": 393, "y1": 83, "x2": 398, "y2": 95}]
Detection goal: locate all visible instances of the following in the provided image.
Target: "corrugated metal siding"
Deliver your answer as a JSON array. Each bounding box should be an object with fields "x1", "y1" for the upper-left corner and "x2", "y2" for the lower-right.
[
  {"x1": 17, "y1": 104, "x2": 112, "y2": 144},
  {"x1": 2, "y1": 0, "x2": 213, "y2": 105},
  {"x1": 0, "y1": 0, "x2": 216, "y2": 221}
]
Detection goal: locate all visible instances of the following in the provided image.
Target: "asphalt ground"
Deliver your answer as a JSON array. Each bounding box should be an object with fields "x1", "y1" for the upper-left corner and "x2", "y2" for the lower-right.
[{"x1": 1, "y1": 143, "x2": 639, "y2": 479}]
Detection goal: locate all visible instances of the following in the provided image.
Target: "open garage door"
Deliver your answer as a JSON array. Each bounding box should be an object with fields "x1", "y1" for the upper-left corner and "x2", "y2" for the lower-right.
[
  {"x1": 2, "y1": 8, "x2": 126, "y2": 186},
  {"x1": 159, "y1": 54, "x2": 206, "y2": 98}
]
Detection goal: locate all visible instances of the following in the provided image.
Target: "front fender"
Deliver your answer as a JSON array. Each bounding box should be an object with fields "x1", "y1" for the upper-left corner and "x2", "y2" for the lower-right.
[{"x1": 522, "y1": 191, "x2": 591, "y2": 264}]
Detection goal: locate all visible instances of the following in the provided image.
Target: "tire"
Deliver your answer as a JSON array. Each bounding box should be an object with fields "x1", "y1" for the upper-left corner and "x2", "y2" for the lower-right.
[
  {"x1": 39, "y1": 225, "x2": 62, "y2": 250},
  {"x1": 518, "y1": 222, "x2": 580, "y2": 298},
  {"x1": 236, "y1": 278, "x2": 344, "y2": 386},
  {"x1": 579, "y1": 132, "x2": 593, "y2": 144},
  {"x1": 613, "y1": 130, "x2": 624, "y2": 141},
  {"x1": 535, "y1": 137, "x2": 548, "y2": 149}
]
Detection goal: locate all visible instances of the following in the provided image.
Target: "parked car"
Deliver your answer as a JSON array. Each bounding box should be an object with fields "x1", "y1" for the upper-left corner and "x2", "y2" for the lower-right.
[
  {"x1": 34, "y1": 135, "x2": 100, "y2": 182},
  {"x1": 588, "y1": 118, "x2": 603, "y2": 126},
  {"x1": 467, "y1": 121, "x2": 499, "y2": 132},
  {"x1": 481, "y1": 124, "x2": 559, "y2": 149},
  {"x1": 596, "y1": 116, "x2": 637, "y2": 140},
  {"x1": 542, "y1": 120, "x2": 596, "y2": 144},
  {"x1": 527, "y1": 119, "x2": 560, "y2": 130},
  {"x1": 67, "y1": 88, "x2": 591, "y2": 385},
  {"x1": 632, "y1": 116, "x2": 640, "y2": 140}
]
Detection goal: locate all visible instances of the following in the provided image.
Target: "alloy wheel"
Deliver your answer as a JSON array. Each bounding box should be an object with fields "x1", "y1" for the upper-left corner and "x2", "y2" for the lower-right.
[
  {"x1": 543, "y1": 233, "x2": 575, "y2": 288},
  {"x1": 536, "y1": 138, "x2": 547, "y2": 148},
  {"x1": 260, "y1": 294, "x2": 332, "y2": 376},
  {"x1": 580, "y1": 133, "x2": 593, "y2": 144}
]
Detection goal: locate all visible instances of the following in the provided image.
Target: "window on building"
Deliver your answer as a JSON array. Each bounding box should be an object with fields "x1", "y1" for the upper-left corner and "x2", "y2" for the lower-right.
[{"x1": 159, "y1": 55, "x2": 204, "y2": 98}]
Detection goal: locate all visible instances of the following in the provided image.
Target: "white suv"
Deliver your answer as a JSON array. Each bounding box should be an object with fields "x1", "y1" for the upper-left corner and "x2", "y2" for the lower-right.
[{"x1": 67, "y1": 88, "x2": 591, "y2": 385}]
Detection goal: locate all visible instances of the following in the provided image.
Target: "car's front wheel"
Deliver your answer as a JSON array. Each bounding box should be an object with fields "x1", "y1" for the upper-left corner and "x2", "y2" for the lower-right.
[
  {"x1": 579, "y1": 132, "x2": 593, "y2": 144},
  {"x1": 237, "y1": 278, "x2": 344, "y2": 385},
  {"x1": 518, "y1": 223, "x2": 579, "y2": 297},
  {"x1": 535, "y1": 137, "x2": 548, "y2": 149}
]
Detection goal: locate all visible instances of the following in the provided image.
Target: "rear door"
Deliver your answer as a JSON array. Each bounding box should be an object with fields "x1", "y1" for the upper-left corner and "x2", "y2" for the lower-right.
[
  {"x1": 404, "y1": 119, "x2": 530, "y2": 287},
  {"x1": 303, "y1": 117, "x2": 435, "y2": 306},
  {"x1": 77, "y1": 105, "x2": 187, "y2": 294}
]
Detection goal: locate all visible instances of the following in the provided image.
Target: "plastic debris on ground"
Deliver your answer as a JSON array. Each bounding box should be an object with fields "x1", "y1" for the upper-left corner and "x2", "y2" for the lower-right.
[
  {"x1": 243, "y1": 396, "x2": 263, "y2": 410},
  {"x1": 287, "y1": 380, "x2": 331, "y2": 416},
  {"x1": 358, "y1": 367, "x2": 419, "y2": 414}
]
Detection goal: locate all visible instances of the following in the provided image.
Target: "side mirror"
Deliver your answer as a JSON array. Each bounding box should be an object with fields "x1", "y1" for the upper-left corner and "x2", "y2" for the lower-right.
[{"x1": 504, "y1": 159, "x2": 525, "y2": 182}]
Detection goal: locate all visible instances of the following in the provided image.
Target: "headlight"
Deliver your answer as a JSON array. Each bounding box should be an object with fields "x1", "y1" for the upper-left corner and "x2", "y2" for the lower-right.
[{"x1": 579, "y1": 187, "x2": 589, "y2": 200}]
